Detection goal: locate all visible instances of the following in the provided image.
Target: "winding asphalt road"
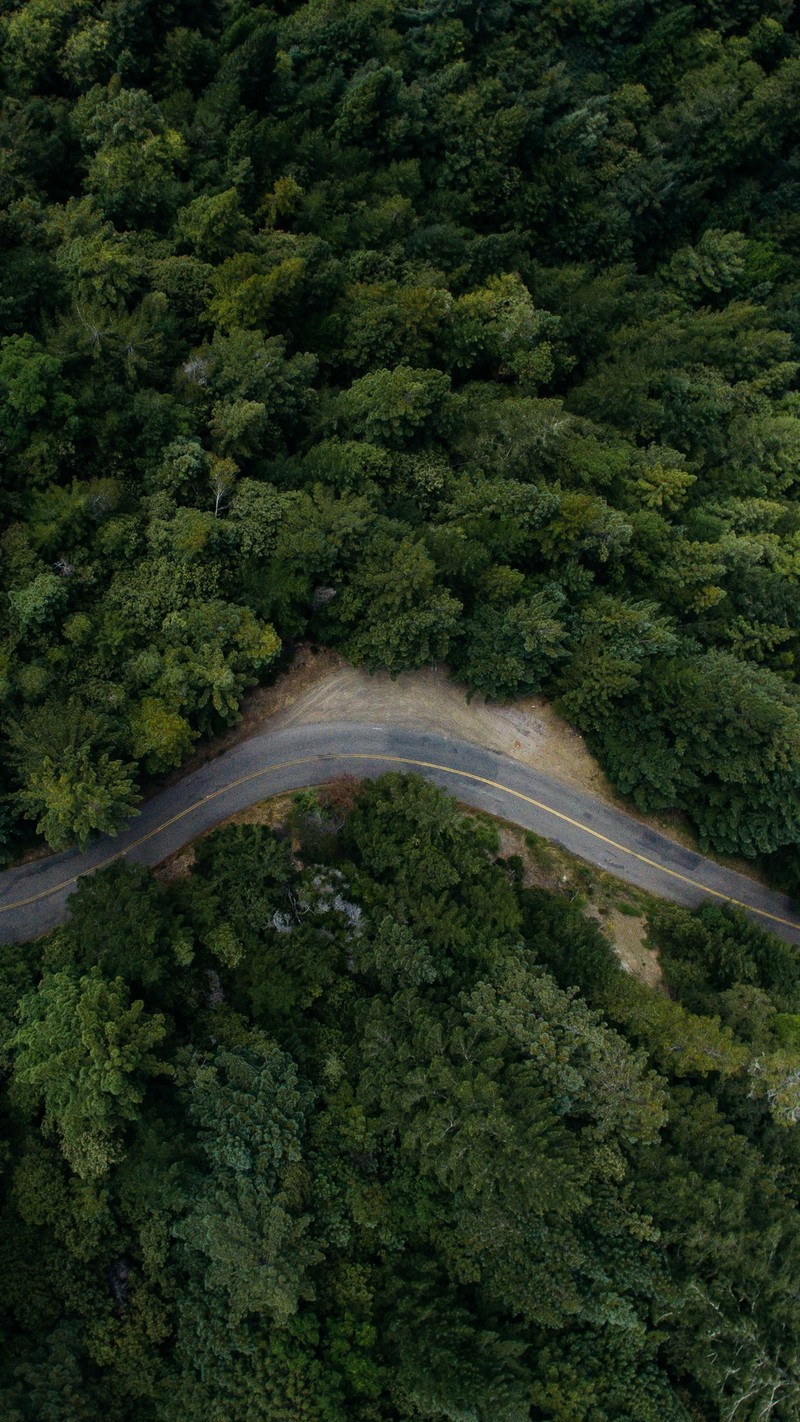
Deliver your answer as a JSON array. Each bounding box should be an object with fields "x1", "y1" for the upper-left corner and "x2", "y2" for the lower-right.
[{"x1": 1, "y1": 722, "x2": 799, "y2": 945}]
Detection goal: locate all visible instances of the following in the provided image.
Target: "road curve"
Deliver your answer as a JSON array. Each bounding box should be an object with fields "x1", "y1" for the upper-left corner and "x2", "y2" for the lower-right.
[{"x1": 1, "y1": 723, "x2": 799, "y2": 945}]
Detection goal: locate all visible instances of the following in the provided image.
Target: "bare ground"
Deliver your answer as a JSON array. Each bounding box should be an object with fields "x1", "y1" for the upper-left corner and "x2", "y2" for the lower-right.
[
  {"x1": 276, "y1": 654, "x2": 614, "y2": 798},
  {"x1": 166, "y1": 644, "x2": 612, "y2": 794},
  {"x1": 603, "y1": 907, "x2": 663, "y2": 989}
]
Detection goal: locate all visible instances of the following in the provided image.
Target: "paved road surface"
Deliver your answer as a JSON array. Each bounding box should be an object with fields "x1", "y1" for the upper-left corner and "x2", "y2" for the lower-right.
[{"x1": 1, "y1": 723, "x2": 798, "y2": 945}]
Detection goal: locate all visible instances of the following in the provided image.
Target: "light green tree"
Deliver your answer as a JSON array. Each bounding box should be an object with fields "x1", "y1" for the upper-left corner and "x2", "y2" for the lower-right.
[
  {"x1": 9, "y1": 701, "x2": 139, "y2": 850},
  {"x1": 444, "y1": 272, "x2": 558, "y2": 388},
  {"x1": 11, "y1": 968, "x2": 169, "y2": 1178},
  {"x1": 334, "y1": 365, "x2": 453, "y2": 448}
]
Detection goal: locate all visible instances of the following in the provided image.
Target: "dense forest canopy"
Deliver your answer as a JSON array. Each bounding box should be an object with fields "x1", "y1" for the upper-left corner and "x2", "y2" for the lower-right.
[
  {"x1": 3, "y1": 776, "x2": 800, "y2": 1419},
  {"x1": 1, "y1": 0, "x2": 800, "y2": 885},
  {"x1": 5, "y1": 6, "x2": 800, "y2": 1420}
]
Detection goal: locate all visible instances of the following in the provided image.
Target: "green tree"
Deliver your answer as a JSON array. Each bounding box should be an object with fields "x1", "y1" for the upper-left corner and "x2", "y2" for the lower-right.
[
  {"x1": 328, "y1": 535, "x2": 462, "y2": 673},
  {"x1": 443, "y1": 272, "x2": 558, "y2": 388},
  {"x1": 556, "y1": 594, "x2": 678, "y2": 736},
  {"x1": 53, "y1": 862, "x2": 192, "y2": 990},
  {"x1": 8, "y1": 701, "x2": 139, "y2": 851},
  {"x1": 129, "y1": 696, "x2": 195, "y2": 773},
  {"x1": 334, "y1": 365, "x2": 453, "y2": 448},
  {"x1": 174, "y1": 188, "x2": 251, "y2": 263},
  {"x1": 454, "y1": 578, "x2": 567, "y2": 700},
  {"x1": 598, "y1": 652, "x2": 800, "y2": 855},
  {"x1": 10, "y1": 967, "x2": 169, "y2": 1178},
  {"x1": 0, "y1": 334, "x2": 76, "y2": 484},
  {"x1": 7, "y1": 571, "x2": 68, "y2": 634},
  {"x1": 73, "y1": 81, "x2": 186, "y2": 225},
  {"x1": 174, "y1": 1033, "x2": 320, "y2": 1328}
]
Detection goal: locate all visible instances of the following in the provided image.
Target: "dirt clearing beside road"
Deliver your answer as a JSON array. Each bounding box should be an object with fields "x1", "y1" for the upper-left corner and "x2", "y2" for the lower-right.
[
  {"x1": 171, "y1": 645, "x2": 767, "y2": 888},
  {"x1": 170, "y1": 644, "x2": 611, "y2": 800},
  {"x1": 269, "y1": 650, "x2": 612, "y2": 798}
]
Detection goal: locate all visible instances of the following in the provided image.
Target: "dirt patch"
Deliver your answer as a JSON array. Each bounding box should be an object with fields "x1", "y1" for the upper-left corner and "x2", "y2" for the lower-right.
[
  {"x1": 278, "y1": 659, "x2": 614, "y2": 799},
  {"x1": 152, "y1": 645, "x2": 609, "y2": 800},
  {"x1": 266, "y1": 654, "x2": 767, "y2": 885},
  {"x1": 601, "y1": 908, "x2": 663, "y2": 990},
  {"x1": 493, "y1": 822, "x2": 583, "y2": 896},
  {"x1": 153, "y1": 845, "x2": 197, "y2": 885},
  {"x1": 221, "y1": 791, "x2": 297, "y2": 832}
]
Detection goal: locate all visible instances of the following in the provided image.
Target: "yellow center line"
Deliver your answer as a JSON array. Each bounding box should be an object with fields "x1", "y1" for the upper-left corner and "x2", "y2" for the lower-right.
[{"x1": 1, "y1": 753, "x2": 798, "y2": 933}]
